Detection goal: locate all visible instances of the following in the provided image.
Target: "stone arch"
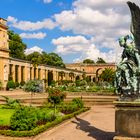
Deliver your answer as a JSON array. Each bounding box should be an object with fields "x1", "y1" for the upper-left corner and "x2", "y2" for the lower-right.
[
  {"x1": 96, "y1": 68, "x2": 102, "y2": 82},
  {"x1": 76, "y1": 75, "x2": 80, "y2": 81},
  {"x1": 48, "y1": 70, "x2": 53, "y2": 86}
]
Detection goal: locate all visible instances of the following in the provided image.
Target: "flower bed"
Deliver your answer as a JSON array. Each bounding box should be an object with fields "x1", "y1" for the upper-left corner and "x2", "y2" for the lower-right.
[{"x1": 0, "y1": 107, "x2": 89, "y2": 137}]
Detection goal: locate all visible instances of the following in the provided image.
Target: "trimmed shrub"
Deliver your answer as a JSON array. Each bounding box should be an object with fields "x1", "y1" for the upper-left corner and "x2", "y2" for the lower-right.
[
  {"x1": 10, "y1": 106, "x2": 37, "y2": 131},
  {"x1": 24, "y1": 80, "x2": 43, "y2": 93},
  {"x1": 72, "y1": 98, "x2": 84, "y2": 108},
  {"x1": 6, "y1": 80, "x2": 15, "y2": 90}
]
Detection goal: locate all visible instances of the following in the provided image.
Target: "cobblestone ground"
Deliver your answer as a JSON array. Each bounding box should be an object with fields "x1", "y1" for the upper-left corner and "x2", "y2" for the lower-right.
[{"x1": 35, "y1": 105, "x2": 115, "y2": 140}]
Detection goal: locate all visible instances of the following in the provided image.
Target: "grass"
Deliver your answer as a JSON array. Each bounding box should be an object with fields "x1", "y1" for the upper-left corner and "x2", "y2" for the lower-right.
[{"x1": 0, "y1": 106, "x2": 14, "y2": 126}]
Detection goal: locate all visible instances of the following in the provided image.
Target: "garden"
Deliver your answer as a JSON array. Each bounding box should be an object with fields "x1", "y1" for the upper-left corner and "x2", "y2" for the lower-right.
[{"x1": 0, "y1": 80, "x2": 89, "y2": 137}]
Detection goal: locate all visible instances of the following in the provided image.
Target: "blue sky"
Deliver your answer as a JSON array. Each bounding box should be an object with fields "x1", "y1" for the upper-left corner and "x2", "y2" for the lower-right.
[{"x1": 0, "y1": 0, "x2": 139, "y2": 63}]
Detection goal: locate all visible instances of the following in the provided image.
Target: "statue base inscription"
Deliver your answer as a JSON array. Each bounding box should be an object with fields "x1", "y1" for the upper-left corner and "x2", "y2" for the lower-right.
[{"x1": 114, "y1": 101, "x2": 140, "y2": 139}]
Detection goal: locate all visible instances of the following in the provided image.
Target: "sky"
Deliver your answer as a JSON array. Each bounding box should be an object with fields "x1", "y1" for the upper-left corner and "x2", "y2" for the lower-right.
[{"x1": 1, "y1": 0, "x2": 140, "y2": 63}]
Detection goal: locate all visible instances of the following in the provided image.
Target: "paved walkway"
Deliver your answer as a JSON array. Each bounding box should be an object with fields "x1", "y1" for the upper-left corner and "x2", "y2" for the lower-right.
[{"x1": 35, "y1": 105, "x2": 116, "y2": 140}]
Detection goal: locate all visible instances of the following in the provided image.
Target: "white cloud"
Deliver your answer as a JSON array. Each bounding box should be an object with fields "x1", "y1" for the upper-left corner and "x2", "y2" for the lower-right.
[
  {"x1": 43, "y1": 0, "x2": 52, "y2": 3},
  {"x1": 20, "y1": 32, "x2": 46, "y2": 39},
  {"x1": 25, "y1": 46, "x2": 43, "y2": 55},
  {"x1": 52, "y1": 0, "x2": 140, "y2": 62},
  {"x1": 7, "y1": 16, "x2": 57, "y2": 31},
  {"x1": 52, "y1": 35, "x2": 122, "y2": 63}
]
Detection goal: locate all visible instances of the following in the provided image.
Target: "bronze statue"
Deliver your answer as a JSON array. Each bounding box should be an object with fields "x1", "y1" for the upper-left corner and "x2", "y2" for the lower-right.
[{"x1": 115, "y1": 2, "x2": 140, "y2": 100}]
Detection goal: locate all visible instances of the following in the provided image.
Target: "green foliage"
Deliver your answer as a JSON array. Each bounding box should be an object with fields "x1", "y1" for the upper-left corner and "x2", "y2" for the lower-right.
[
  {"x1": 26, "y1": 52, "x2": 43, "y2": 67},
  {"x1": 47, "y1": 88, "x2": 66, "y2": 105},
  {"x1": 0, "y1": 108, "x2": 89, "y2": 137},
  {"x1": 8, "y1": 30, "x2": 26, "y2": 59},
  {"x1": 72, "y1": 98, "x2": 84, "y2": 108},
  {"x1": 83, "y1": 59, "x2": 95, "y2": 64},
  {"x1": 10, "y1": 106, "x2": 37, "y2": 131},
  {"x1": 20, "y1": 81, "x2": 25, "y2": 86},
  {"x1": 0, "y1": 107, "x2": 14, "y2": 126},
  {"x1": 96, "y1": 57, "x2": 106, "y2": 64},
  {"x1": 24, "y1": 80, "x2": 43, "y2": 93},
  {"x1": 99, "y1": 68, "x2": 115, "y2": 83},
  {"x1": 59, "y1": 98, "x2": 84, "y2": 114},
  {"x1": 26, "y1": 51, "x2": 65, "y2": 68},
  {"x1": 15, "y1": 82, "x2": 19, "y2": 88},
  {"x1": 6, "y1": 80, "x2": 15, "y2": 90},
  {"x1": 36, "y1": 108, "x2": 56, "y2": 122},
  {"x1": 75, "y1": 80, "x2": 87, "y2": 86},
  {"x1": 1, "y1": 96, "x2": 21, "y2": 109},
  {"x1": 46, "y1": 52, "x2": 65, "y2": 68}
]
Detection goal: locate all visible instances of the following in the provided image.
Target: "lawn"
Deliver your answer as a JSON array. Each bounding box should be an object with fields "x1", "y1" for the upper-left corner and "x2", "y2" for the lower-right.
[{"x1": 0, "y1": 106, "x2": 14, "y2": 126}]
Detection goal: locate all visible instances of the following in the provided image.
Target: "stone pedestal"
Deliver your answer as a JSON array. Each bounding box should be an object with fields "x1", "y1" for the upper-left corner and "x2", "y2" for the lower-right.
[{"x1": 114, "y1": 101, "x2": 140, "y2": 140}]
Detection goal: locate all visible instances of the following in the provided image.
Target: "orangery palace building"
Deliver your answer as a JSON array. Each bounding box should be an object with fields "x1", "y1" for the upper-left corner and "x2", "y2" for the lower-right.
[{"x1": 0, "y1": 18, "x2": 115, "y2": 89}]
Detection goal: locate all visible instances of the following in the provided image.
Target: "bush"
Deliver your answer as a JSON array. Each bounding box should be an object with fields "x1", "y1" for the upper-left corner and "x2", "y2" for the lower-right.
[
  {"x1": 15, "y1": 82, "x2": 19, "y2": 88},
  {"x1": 36, "y1": 108, "x2": 56, "y2": 123},
  {"x1": 47, "y1": 87, "x2": 66, "y2": 105},
  {"x1": 72, "y1": 98, "x2": 84, "y2": 108},
  {"x1": 23, "y1": 80, "x2": 43, "y2": 93},
  {"x1": 47, "y1": 87, "x2": 66, "y2": 116},
  {"x1": 2, "y1": 96, "x2": 21, "y2": 109},
  {"x1": 10, "y1": 106, "x2": 37, "y2": 131},
  {"x1": 20, "y1": 81, "x2": 25, "y2": 86},
  {"x1": 6, "y1": 80, "x2": 15, "y2": 90}
]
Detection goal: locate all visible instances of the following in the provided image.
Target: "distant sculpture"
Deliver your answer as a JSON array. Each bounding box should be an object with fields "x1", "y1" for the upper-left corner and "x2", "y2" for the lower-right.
[{"x1": 115, "y1": 2, "x2": 140, "y2": 100}]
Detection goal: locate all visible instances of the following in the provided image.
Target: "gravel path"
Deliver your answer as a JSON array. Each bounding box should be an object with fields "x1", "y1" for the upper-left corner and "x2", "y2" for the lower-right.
[{"x1": 35, "y1": 105, "x2": 116, "y2": 140}]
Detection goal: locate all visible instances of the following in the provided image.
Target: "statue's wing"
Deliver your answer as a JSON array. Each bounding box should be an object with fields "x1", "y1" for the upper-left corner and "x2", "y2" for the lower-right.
[{"x1": 127, "y1": 2, "x2": 140, "y2": 51}]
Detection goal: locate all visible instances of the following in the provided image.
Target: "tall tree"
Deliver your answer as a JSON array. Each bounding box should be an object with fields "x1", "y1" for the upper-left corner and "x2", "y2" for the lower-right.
[
  {"x1": 83, "y1": 59, "x2": 95, "y2": 64},
  {"x1": 26, "y1": 52, "x2": 42, "y2": 67},
  {"x1": 8, "y1": 30, "x2": 26, "y2": 59},
  {"x1": 47, "y1": 53, "x2": 65, "y2": 68},
  {"x1": 96, "y1": 57, "x2": 106, "y2": 64}
]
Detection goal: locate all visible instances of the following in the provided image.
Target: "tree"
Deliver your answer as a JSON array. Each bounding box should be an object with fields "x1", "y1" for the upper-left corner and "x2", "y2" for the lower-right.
[
  {"x1": 99, "y1": 68, "x2": 115, "y2": 83},
  {"x1": 8, "y1": 30, "x2": 26, "y2": 59},
  {"x1": 26, "y1": 52, "x2": 42, "y2": 67},
  {"x1": 83, "y1": 59, "x2": 95, "y2": 64},
  {"x1": 96, "y1": 57, "x2": 106, "y2": 64},
  {"x1": 47, "y1": 53, "x2": 65, "y2": 68}
]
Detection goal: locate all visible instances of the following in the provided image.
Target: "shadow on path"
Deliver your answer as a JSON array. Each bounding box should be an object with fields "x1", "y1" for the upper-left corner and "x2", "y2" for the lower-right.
[{"x1": 72, "y1": 116, "x2": 116, "y2": 140}]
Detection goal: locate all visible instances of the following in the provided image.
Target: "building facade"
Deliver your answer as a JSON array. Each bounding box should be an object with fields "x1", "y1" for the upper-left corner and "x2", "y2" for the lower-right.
[
  {"x1": 66, "y1": 63, "x2": 116, "y2": 82},
  {"x1": 0, "y1": 18, "x2": 116, "y2": 89},
  {"x1": 0, "y1": 18, "x2": 84, "y2": 89}
]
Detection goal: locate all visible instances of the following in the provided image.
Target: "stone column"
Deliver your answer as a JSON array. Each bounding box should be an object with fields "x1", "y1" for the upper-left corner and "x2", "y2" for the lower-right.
[
  {"x1": 18, "y1": 65, "x2": 21, "y2": 83},
  {"x1": 36, "y1": 68, "x2": 38, "y2": 79},
  {"x1": 31, "y1": 67, "x2": 34, "y2": 80},
  {"x1": 12, "y1": 64, "x2": 15, "y2": 82},
  {"x1": 23, "y1": 66, "x2": 28, "y2": 82}
]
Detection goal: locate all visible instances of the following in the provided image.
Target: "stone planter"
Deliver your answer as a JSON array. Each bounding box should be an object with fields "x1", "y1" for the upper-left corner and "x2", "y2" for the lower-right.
[{"x1": 114, "y1": 101, "x2": 140, "y2": 140}]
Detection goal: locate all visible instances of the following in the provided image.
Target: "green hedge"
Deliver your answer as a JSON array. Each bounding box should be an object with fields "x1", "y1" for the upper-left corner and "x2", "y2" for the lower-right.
[{"x1": 0, "y1": 107, "x2": 89, "y2": 137}]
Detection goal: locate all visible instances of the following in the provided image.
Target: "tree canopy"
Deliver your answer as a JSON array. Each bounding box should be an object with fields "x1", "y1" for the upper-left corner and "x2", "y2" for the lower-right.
[
  {"x1": 8, "y1": 30, "x2": 65, "y2": 68},
  {"x1": 83, "y1": 59, "x2": 95, "y2": 64},
  {"x1": 26, "y1": 51, "x2": 65, "y2": 68},
  {"x1": 8, "y1": 30, "x2": 26, "y2": 59},
  {"x1": 96, "y1": 57, "x2": 106, "y2": 64}
]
